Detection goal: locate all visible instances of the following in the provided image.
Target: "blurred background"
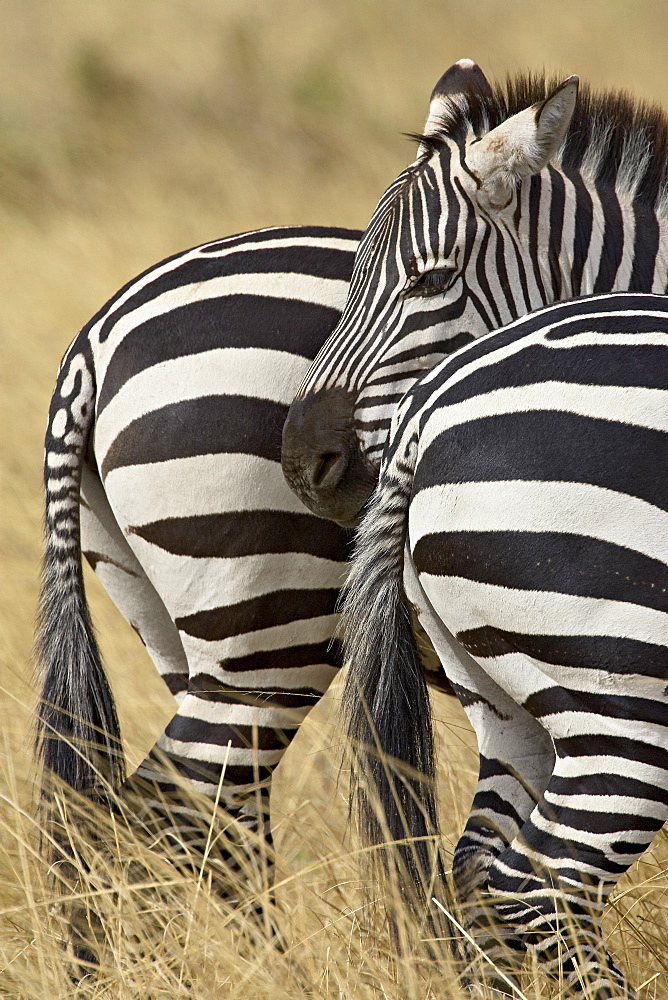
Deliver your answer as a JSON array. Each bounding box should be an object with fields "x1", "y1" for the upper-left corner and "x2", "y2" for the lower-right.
[
  {"x1": 6, "y1": 0, "x2": 668, "y2": 814},
  {"x1": 5, "y1": 0, "x2": 668, "y2": 885},
  {"x1": 3, "y1": 1, "x2": 668, "y2": 991}
]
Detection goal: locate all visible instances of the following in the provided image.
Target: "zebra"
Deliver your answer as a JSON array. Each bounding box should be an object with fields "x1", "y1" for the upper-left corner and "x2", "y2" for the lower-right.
[
  {"x1": 338, "y1": 290, "x2": 668, "y2": 999},
  {"x1": 281, "y1": 62, "x2": 668, "y2": 524},
  {"x1": 279, "y1": 63, "x2": 668, "y2": 994},
  {"x1": 35, "y1": 224, "x2": 454, "y2": 928}
]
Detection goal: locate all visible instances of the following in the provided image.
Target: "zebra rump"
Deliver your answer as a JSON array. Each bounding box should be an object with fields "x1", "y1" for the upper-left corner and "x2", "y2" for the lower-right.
[{"x1": 341, "y1": 291, "x2": 668, "y2": 994}]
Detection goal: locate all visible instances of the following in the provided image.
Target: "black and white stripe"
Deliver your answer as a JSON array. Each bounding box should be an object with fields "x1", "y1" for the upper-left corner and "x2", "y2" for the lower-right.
[
  {"x1": 37, "y1": 226, "x2": 357, "y2": 868},
  {"x1": 36, "y1": 224, "x2": 454, "y2": 910},
  {"x1": 341, "y1": 292, "x2": 668, "y2": 999}
]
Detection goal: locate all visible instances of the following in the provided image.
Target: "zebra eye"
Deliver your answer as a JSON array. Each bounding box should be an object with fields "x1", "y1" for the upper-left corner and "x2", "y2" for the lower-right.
[{"x1": 405, "y1": 267, "x2": 457, "y2": 298}]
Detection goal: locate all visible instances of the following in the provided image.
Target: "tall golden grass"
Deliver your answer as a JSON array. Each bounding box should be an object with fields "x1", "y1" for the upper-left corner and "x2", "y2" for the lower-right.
[{"x1": 2, "y1": 1, "x2": 668, "y2": 996}]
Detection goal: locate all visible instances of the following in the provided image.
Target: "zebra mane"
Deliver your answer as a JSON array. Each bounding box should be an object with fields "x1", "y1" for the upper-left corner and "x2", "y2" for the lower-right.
[{"x1": 414, "y1": 71, "x2": 668, "y2": 212}]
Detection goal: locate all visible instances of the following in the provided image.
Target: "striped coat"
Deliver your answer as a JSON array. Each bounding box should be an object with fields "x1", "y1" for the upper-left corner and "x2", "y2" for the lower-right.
[
  {"x1": 36, "y1": 225, "x2": 451, "y2": 913},
  {"x1": 341, "y1": 291, "x2": 668, "y2": 1000}
]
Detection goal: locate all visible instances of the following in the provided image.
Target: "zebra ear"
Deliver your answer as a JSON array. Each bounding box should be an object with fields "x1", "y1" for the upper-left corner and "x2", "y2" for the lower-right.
[
  {"x1": 468, "y1": 75, "x2": 579, "y2": 211},
  {"x1": 424, "y1": 59, "x2": 493, "y2": 133}
]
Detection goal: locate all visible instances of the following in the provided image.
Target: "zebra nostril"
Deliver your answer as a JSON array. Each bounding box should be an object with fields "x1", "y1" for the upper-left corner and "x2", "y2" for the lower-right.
[{"x1": 309, "y1": 451, "x2": 348, "y2": 489}]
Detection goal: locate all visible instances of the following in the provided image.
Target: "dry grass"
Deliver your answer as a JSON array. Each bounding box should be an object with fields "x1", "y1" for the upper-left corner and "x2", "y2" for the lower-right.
[{"x1": 3, "y1": 1, "x2": 668, "y2": 996}]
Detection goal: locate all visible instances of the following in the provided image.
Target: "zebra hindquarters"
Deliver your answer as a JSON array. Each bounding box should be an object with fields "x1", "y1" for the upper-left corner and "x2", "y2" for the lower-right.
[
  {"x1": 80, "y1": 462, "x2": 190, "y2": 704},
  {"x1": 409, "y1": 380, "x2": 668, "y2": 998},
  {"x1": 96, "y1": 343, "x2": 351, "y2": 905}
]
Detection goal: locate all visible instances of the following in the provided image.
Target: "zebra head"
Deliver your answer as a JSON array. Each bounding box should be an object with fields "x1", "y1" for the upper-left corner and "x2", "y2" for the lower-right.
[{"x1": 282, "y1": 62, "x2": 579, "y2": 523}]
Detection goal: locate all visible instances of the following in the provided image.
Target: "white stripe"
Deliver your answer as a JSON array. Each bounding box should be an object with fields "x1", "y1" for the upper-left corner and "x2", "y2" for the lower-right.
[
  {"x1": 180, "y1": 617, "x2": 339, "y2": 674},
  {"x1": 95, "y1": 347, "x2": 310, "y2": 461},
  {"x1": 103, "y1": 453, "x2": 309, "y2": 522},
  {"x1": 177, "y1": 695, "x2": 309, "y2": 729},
  {"x1": 613, "y1": 201, "x2": 636, "y2": 289},
  {"x1": 419, "y1": 572, "x2": 668, "y2": 647},
  {"x1": 543, "y1": 790, "x2": 667, "y2": 821},
  {"x1": 414, "y1": 299, "x2": 668, "y2": 400},
  {"x1": 199, "y1": 234, "x2": 358, "y2": 257},
  {"x1": 559, "y1": 174, "x2": 578, "y2": 293},
  {"x1": 652, "y1": 217, "x2": 668, "y2": 291},
  {"x1": 123, "y1": 548, "x2": 346, "y2": 619},
  {"x1": 88, "y1": 233, "x2": 356, "y2": 345},
  {"x1": 556, "y1": 754, "x2": 668, "y2": 789},
  {"x1": 157, "y1": 735, "x2": 284, "y2": 766},
  {"x1": 526, "y1": 808, "x2": 658, "y2": 855},
  {"x1": 527, "y1": 710, "x2": 667, "y2": 744},
  {"x1": 457, "y1": 650, "x2": 665, "y2": 702},
  {"x1": 418, "y1": 380, "x2": 668, "y2": 457},
  {"x1": 93, "y1": 272, "x2": 350, "y2": 368},
  {"x1": 409, "y1": 480, "x2": 668, "y2": 564}
]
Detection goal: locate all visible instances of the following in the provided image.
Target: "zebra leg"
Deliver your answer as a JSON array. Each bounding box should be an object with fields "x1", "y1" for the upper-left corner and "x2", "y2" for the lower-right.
[
  {"x1": 406, "y1": 564, "x2": 554, "y2": 884},
  {"x1": 484, "y1": 709, "x2": 668, "y2": 998},
  {"x1": 121, "y1": 630, "x2": 340, "y2": 920},
  {"x1": 405, "y1": 566, "x2": 555, "y2": 980},
  {"x1": 80, "y1": 462, "x2": 189, "y2": 702}
]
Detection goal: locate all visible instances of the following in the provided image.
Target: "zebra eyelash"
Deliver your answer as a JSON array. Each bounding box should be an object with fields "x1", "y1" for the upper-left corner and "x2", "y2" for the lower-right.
[{"x1": 404, "y1": 267, "x2": 457, "y2": 298}]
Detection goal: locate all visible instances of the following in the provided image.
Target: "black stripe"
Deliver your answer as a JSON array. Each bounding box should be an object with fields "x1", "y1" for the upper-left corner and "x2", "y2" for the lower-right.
[
  {"x1": 97, "y1": 296, "x2": 343, "y2": 412},
  {"x1": 630, "y1": 203, "x2": 660, "y2": 292},
  {"x1": 365, "y1": 333, "x2": 475, "y2": 379},
  {"x1": 414, "y1": 411, "x2": 668, "y2": 514},
  {"x1": 470, "y1": 789, "x2": 524, "y2": 827},
  {"x1": 442, "y1": 291, "x2": 668, "y2": 365},
  {"x1": 217, "y1": 639, "x2": 343, "y2": 674},
  {"x1": 129, "y1": 510, "x2": 352, "y2": 561},
  {"x1": 548, "y1": 772, "x2": 668, "y2": 808},
  {"x1": 556, "y1": 734, "x2": 668, "y2": 772},
  {"x1": 151, "y1": 750, "x2": 274, "y2": 787},
  {"x1": 535, "y1": 798, "x2": 663, "y2": 836},
  {"x1": 493, "y1": 224, "x2": 518, "y2": 320},
  {"x1": 187, "y1": 674, "x2": 324, "y2": 706},
  {"x1": 441, "y1": 147, "x2": 461, "y2": 258},
  {"x1": 100, "y1": 395, "x2": 288, "y2": 478},
  {"x1": 456, "y1": 628, "x2": 668, "y2": 678},
  {"x1": 176, "y1": 587, "x2": 339, "y2": 641},
  {"x1": 504, "y1": 221, "x2": 532, "y2": 314},
  {"x1": 424, "y1": 341, "x2": 668, "y2": 407},
  {"x1": 593, "y1": 183, "x2": 623, "y2": 293},
  {"x1": 165, "y1": 715, "x2": 296, "y2": 751},
  {"x1": 475, "y1": 223, "x2": 503, "y2": 328},
  {"x1": 378, "y1": 324, "x2": 475, "y2": 368},
  {"x1": 523, "y1": 687, "x2": 668, "y2": 727},
  {"x1": 497, "y1": 822, "x2": 627, "y2": 876},
  {"x1": 162, "y1": 672, "x2": 189, "y2": 696},
  {"x1": 413, "y1": 530, "x2": 668, "y2": 613},
  {"x1": 568, "y1": 167, "x2": 594, "y2": 295}
]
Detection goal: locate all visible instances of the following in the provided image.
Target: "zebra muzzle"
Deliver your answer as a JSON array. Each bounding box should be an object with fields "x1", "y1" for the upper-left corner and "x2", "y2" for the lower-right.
[{"x1": 281, "y1": 387, "x2": 378, "y2": 524}]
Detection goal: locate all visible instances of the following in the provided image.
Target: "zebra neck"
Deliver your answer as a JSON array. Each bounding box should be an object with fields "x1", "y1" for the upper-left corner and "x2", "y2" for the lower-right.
[{"x1": 537, "y1": 166, "x2": 668, "y2": 302}]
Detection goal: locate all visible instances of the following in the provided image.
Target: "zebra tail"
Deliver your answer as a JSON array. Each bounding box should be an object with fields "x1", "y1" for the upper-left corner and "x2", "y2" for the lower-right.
[
  {"x1": 340, "y1": 431, "x2": 459, "y2": 949},
  {"x1": 34, "y1": 339, "x2": 125, "y2": 795}
]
